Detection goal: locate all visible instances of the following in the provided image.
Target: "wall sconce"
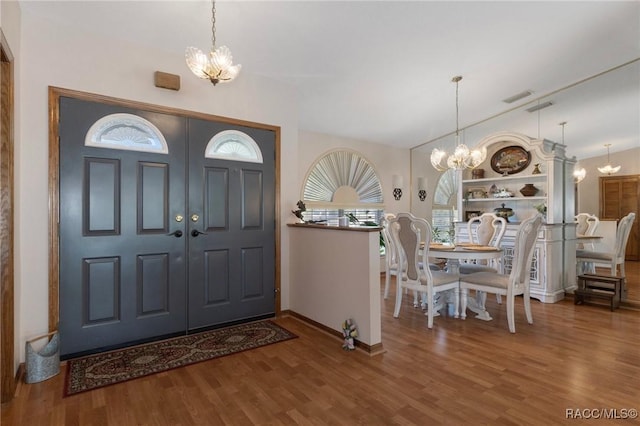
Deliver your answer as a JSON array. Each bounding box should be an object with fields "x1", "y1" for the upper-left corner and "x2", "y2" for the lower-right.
[
  {"x1": 417, "y1": 177, "x2": 427, "y2": 201},
  {"x1": 573, "y1": 166, "x2": 586, "y2": 184},
  {"x1": 392, "y1": 175, "x2": 403, "y2": 200}
]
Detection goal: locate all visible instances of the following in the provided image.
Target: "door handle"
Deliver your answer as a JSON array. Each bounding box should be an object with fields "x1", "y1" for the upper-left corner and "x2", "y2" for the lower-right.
[
  {"x1": 191, "y1": 229, "x2": 207, "y2": 237},
  {"x1": 168, "y1": 230, "x2": 183, "y2": 238}
]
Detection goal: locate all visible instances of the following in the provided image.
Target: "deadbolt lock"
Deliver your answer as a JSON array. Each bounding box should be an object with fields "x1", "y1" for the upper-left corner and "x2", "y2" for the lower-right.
[
  {"x1": 191, "y1": 214, "x2": 200, "y2": 222},
  {"x1": 175, "y1": 214, "x2": 184, "y2": 223}
]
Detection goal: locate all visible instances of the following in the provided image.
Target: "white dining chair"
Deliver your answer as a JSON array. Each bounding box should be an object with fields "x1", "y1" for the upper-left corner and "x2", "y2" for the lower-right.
[
  {"x1": 459, "y1": 213, "x2": 507, "y2": 274},
  {"x1": 575, "y1": 213, "x2": 600, "y2": 249},
  {"x1": 575, "y1": 212, "x2": 601, "y2": 274},
  {"x1": 576, "y1": 212, "x2": 635, "y2": 288},
  {"x1": 459, "y1": 214, "x2": 543, "y2": 333},
  {"x1": 575, "y1": 213, "x2": 600, "y2": 236},
  {"x1": 383, "y1": 212, "x2": 443, "y2": 303},
  {"x1": 389, "y1": 213, "x2": 459, "y2": 329},
  {"x1": 382, "y1": 213, "x2": 423, "y2": 307},
  {"x1": 459, "y1": 213, "x2": 507, "y2": 305},
  {"x1": 380, "y1": 214, "x2": 399, "y2": 300}
]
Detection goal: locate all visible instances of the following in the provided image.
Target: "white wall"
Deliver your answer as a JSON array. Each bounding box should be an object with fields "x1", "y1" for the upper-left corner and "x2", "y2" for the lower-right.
[
  {"x1": 289, "y1": 226, "x2": 381, "y2": 347},
  {"x1": 410, "y1": 146, "x2": 442, "y2": 222},
  {"x1": 1, "y1": 0, "x2": 22, "y2": 40},
  {"x1": 296, "y1": 130, "x2": 411, "y2": 216},
  {"x1": 15, "y1": 9, "x2": 300, "y2": 362}
]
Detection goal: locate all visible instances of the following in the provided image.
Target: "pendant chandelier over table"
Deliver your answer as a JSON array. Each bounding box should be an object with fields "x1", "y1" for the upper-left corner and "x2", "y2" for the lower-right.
[
  {"x1": 597, "y1": 143, "x2": 621, "y2": 175},
  {"x1": 431, "y1": 76, "x2": 486, "y2": 171}
]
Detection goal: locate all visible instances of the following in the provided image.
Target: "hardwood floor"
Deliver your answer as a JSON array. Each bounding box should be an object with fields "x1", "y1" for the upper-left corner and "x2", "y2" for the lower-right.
[
  {"x1": 617, "y1": 260, "x2": 639, "y2": 303},
  {"x1": 589, "y1": 260, "x2": 639, "y2": 308},
  {"x1": 2, "y1": 275, "x2": 640, "y2": 425}
]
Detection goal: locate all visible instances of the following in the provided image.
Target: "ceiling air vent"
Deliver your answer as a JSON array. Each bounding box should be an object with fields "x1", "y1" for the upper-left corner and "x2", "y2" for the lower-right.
[
  {"x1": 526, "y1": 101, "x2": 554, "y2": 113},
  {"x1": 502, "y1": 90, "x2": 533, "y2": 104}
]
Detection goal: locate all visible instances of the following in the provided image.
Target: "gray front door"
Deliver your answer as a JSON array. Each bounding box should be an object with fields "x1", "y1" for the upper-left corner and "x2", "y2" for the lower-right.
[
  {"x1": 58, "y1": 97, "x2": 276, "y2": 357},
  {"x1": 187, "y1": 119, "x2": 275, "y2": 330}
]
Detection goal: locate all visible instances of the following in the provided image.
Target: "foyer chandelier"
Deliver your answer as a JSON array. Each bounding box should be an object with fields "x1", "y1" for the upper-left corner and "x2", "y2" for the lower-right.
[
  {"x1": 431, "y1": 76, "x2": 486, "y2": 171},
  {"x1": 597, "y1": 144, "x2": 621, "y2": 175},
  {"x1": 185, "y1": 0, "x2": 241, "y2": 85}
]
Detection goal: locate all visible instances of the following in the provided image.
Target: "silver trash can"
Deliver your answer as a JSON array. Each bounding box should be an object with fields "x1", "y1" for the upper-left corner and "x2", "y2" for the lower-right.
[{"x1": 25, "y1": 331, "x2": 60, "y2": 384}]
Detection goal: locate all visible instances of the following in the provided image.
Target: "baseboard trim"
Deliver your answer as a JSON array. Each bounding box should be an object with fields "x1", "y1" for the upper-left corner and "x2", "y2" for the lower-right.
[{"x1": 279, "y1": 310, "x2": 385, "y2": 356}]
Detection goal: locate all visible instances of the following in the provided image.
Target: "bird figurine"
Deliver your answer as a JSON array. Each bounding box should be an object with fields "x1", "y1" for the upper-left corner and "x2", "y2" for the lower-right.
[{"x1": 292, "y1": 200, "x2": 306, "y2": 222}]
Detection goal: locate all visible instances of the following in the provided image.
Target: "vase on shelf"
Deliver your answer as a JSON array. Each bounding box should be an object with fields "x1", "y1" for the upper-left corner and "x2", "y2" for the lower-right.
[
  {"x1": 519, "y1": 183, "x2": 539, "y2": 197},
  {"x1": 471, "y1": 168, "x2": 485, "y2": 179}
]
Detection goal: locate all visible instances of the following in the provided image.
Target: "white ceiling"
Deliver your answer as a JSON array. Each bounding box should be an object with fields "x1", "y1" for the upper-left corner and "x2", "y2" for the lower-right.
[{"x1": 19, "y1": 1, "x2": 640, "y2": 160}]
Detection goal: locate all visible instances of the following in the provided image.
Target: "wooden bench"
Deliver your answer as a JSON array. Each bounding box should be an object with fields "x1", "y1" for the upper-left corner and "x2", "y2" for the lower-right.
[{"x1": 574, "y1": 274, "x2": 624, "y2": 311}]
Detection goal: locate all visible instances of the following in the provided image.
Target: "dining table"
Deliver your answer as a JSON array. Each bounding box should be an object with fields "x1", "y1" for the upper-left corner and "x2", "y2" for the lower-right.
[{"x1": 428, "y1": 243, "x2": 503, "y2": 321}]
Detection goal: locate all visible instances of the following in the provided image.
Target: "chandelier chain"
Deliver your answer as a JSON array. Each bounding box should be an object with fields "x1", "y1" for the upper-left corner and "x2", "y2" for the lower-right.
[
  {"x1": 430, "y1": 75, "x2": 486, "y2": 171},
  {"x1": 455, "y1": 78, "x2": 460, "y2": 138},
  {"x1": 211, "y1": 1, "x2": 217, "y2": 49}
]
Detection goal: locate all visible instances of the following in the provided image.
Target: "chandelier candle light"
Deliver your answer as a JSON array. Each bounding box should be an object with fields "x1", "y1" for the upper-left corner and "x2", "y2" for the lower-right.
[
  {"x1": 431, "y1": 76, "x2": 486, "y2": 171},
  {"x1": 597, "y1": 144, "x2": 621, "y2": 175},
  {"x1": 185, "y1": 0, "x2": 241, "y2": 85}
]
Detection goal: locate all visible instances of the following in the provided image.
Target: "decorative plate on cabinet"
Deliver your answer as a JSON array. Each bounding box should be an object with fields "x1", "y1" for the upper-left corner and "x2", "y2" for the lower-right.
[{"x1": 490, "y1": 145, "x2": 531, "y2": 175}]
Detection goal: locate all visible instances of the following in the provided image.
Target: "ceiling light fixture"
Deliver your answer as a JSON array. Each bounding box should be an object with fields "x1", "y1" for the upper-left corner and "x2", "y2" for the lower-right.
[
  {"x1": 431, "y1": 76, "x2": 486, "y2": 171},
  {"x1": 185, "y1": 0, "x2": 241, "y2": 86},
  {"x1": 597, "y1": 144, "x2": 621, "y2": 175},
  {"x1": 560, "y1": 121, "x2": 586, "y2": 183}
]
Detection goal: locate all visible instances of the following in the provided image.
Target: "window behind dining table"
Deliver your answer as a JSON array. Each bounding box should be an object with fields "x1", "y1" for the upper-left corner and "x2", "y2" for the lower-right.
[{"x1": 432, "y1": 169, "x2": 458, "y2": 242}]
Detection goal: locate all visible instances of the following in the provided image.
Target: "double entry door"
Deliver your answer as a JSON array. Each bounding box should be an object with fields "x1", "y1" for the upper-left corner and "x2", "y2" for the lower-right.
[{"x1": 58, "y1": 97, "x2": 276, "y2": 357}]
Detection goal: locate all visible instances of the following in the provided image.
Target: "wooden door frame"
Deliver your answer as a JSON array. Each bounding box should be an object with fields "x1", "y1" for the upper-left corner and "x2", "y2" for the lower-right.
[
  {"x1": 1, "y1": 29, "x2": 16, "y2": 403},
  {"x1": 48, "y1": 87, "x2": 282, "y2": 333}
]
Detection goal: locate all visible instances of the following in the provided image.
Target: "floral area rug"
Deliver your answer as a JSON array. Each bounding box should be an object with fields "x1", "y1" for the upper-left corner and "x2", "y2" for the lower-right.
[{"x1": 64, "y1": 320, "x2": 297, "y2": 396}]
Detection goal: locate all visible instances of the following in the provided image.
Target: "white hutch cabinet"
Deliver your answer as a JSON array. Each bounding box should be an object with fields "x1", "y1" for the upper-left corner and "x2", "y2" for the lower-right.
[{"x1": 454, "y1": 132, "x2": 576, "y2": 303}]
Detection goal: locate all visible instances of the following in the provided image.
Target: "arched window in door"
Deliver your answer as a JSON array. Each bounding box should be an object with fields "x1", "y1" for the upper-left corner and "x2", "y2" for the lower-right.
[
  {"x1": 205, "y1": 130, "x2": 263, "y2": 163},
  {"x1": 85, "y1": 113, "x2": 168, "y2": 154}
]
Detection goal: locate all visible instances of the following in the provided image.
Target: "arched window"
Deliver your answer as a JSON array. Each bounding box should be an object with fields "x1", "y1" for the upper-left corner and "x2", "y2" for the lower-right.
[
  {"x1": 303, "y1": 149, "x2": 383, "y2": 207},
  {"x1": 301, "y1": 149, "x2": 384, "y2": 225},
  {"x1": 205, "y1": 130, "x2": 263, "y2": 163},
  {"x1": 433, "y1": 169, "x2": 458, "y2": 206},
  {"x1": 85, "y1": 113, "x2": 168, "y2": 154},
  {"x1": 432, "y1": 169, "x2": 458, "y2": 242}
]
